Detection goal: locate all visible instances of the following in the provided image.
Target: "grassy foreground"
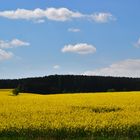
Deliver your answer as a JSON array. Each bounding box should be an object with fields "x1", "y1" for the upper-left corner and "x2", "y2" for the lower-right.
[{"x1": 0, "y1": 90, "x2": 140, "y2": 139}]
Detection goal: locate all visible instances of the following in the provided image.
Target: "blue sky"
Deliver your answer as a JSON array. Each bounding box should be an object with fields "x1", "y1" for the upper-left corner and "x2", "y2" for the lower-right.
[{"x1": 0, "y1": 0, "x2": 140, "y2": 79}]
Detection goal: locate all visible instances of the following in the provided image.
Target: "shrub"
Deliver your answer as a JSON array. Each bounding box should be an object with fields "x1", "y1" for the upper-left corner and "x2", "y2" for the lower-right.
[{"x1": 12, "y1": 86, "x2": 20, "y2": 96}]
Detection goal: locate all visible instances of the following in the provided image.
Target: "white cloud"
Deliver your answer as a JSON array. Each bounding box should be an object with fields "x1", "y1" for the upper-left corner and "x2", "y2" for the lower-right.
[
  {"x1": 0, "y1": 8, "x2": 115, "y2": 23},
  {"x1": 84, "y1": 59, "x2": 140, "y2": 78},
  {"x1": 0, "y1": 8, "x2": 82, "y2": 22},
  {"x1": 45, "y1": 8, "x2": 83, "y2": 21},
  {"x1": 62, "y1": 43, "x2": 96, "y2": 54},
  {"x1": 134, "y1": 38, "x2": 140, "y2": 48},
  {"x1": 53, "y1": 65, "x2": 60, "y2": 69},
  {"x1": 34, "y1": 19, "x2": 45, "y2": 23},
  {"x1": 68, "y1": 28, "x2": 81, "y2": 32},
  {"x1": 0, "y1": 38, "x2": 29, "y2": 61},
  {"x1": 0, "y1": 39, "x2": 30, "y2": 49},
  {"x1": 90, "y1": 12, "x2": 115, "y2": 23},
  {"x1": 0, "y1": 49, "x2": 13, "y2": 60}
]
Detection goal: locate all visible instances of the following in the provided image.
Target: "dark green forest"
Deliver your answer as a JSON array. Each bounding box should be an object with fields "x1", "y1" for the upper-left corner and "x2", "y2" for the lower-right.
[{"x1": 1, "y1": 75, "x2": 140, "y2": 94}]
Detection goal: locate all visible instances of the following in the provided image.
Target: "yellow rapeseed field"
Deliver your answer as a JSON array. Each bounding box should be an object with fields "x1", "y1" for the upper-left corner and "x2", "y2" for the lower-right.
[{"x1": 0, "y1": 89, "x2": 140, "y2": 139}]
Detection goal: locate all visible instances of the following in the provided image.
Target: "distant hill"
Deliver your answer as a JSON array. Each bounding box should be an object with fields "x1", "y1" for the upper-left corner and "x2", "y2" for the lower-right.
[{"x1": 1, "y1": 75, "x2": 140, "y2": 94}]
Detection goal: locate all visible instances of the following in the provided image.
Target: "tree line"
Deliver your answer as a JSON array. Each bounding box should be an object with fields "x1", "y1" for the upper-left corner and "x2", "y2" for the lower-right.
[{"x1": 0, "y1": 75, "x2": 140, "y2": 94}]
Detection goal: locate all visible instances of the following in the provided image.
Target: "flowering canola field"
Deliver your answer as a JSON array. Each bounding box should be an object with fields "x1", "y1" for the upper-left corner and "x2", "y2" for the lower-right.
[{"x1": 0, "y1": 89, "x2": 140, "y2": 139}]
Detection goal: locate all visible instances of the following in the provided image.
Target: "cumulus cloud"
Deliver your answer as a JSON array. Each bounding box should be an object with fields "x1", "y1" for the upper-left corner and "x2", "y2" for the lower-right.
[
  {"x1": 53, "y1": 65, "x2": 60, "y2": 69},
  {"x1": 0, "y1": 7, "x2": 115, "y2": 23},
  {"x1": 62, "y1": 43, "x2": 96, "y2": 54},
  {"x1": 84, "y1": 59, "x2": 140, "y2": 78},
  {"x1": 0, "y1": 8, "x2": 82, "y2": 22},
  {"x1": 134, "y1": 38, "x2": 140, "y2": 48},
  {"x1": 68, "y1": 28, "x2": 81, "y2": 32},
  {"x1": 0, "y1": 39, "x2": 30, "y2": 49},
  {"x1": 0, "y1": 49, "x2": 13, "y2": 60},
  {"x1": 45, "y1": 8, "x2": 83, "y2": 21}
]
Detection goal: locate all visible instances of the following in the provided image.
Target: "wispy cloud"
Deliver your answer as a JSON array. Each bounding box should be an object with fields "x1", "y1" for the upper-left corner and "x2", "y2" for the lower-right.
[
  {"x1": 134, "y1": 38, "x2": 140, "y2": 48},
  {"x1": 53, "y1": 65, "x2": 60, "y2": 69},
  {"x1": 90, "y1": 12, "x2": 115, "y2": 23},
  {"x1": 34, "y1": 19, "x2": 45, "y2": 23},
  {"x1": 0, "y1": 39, "x2": 30, "y2": 49},
  {"x1": 68, "y1": 28, "x2": 81, "y2": 32},
  {"x1": 0, "y1": 49, "x2": 13, "y2": 60},
  {"x1": 84, "y1": 59, "x2": 140, "y2": 77},
  {"x1": 62, "y1": 43, "x2": 96, "y2": 54},
  {"x1": 0, "y1": 39, "x2": 30, "y2": 61},
  {"x1": 0, "y1": 8, "x2": 115, "y2": 23}
]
